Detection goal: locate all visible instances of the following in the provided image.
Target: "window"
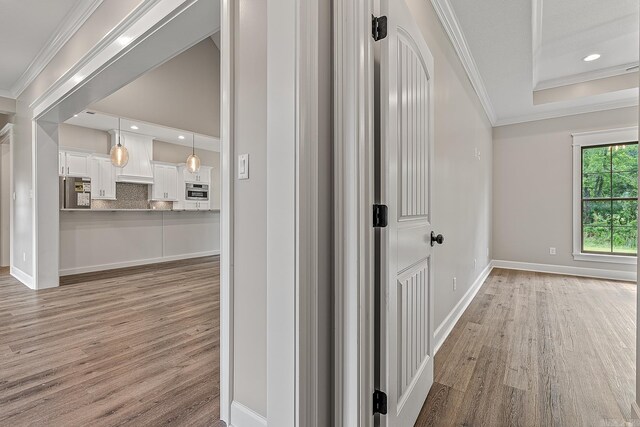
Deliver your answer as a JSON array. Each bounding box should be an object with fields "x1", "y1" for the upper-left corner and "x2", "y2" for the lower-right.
[
  {"x1": 573, "y1": 127, "x2": 639, "y2": 264},
  {"x1": 582, "y1": 143, "x2": 638, "y2": 254}
]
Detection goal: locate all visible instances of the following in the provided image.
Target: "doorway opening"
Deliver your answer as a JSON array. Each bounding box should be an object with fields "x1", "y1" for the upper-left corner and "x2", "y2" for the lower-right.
[{"x1": 25, "y1": 0, "x2": 230, "y2": 425}]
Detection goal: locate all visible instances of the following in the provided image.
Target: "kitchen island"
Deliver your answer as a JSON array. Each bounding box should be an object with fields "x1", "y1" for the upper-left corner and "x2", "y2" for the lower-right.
[{"x1": 59, "y1": 209, "x2": 220, "y2": 276}]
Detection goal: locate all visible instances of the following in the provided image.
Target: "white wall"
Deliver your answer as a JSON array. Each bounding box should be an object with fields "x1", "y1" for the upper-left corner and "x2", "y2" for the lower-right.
[
  {"x1": 0, "y1": 140, "x2": 9, "y2": 266},
  {"x1": 0, "y1": 114, "x2": 9, "y2": 129},
  {"x1": 59, "y1": 123, "x2": 110, "y2": 153},
  {"x1": 90, "y1": 38, "x2": 221, "y2": 137},
  {"x1": 493, "y1": 106, "x2": 638, "y2": 274},
  {"x1": 59, "y1": 211, "x2": 219, "y2": 275},
  {"x1": 12, "y1": 0, "x2": 143, "y2": 282},
  {"x1": 0, "y1": 98, "x2": 15, "y2": 114},
  {"x1": 406, "y1": 0, "x2": 494, "y2": 332},
  {"x1": 232, "y1": 0, "x2": 268, "y2": 416}
]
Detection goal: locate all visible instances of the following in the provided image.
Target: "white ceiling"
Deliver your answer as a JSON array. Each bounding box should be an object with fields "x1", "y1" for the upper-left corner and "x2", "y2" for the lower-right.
[
  {"x1": 444, "y1": 0, "x2": 639, "y2": 125},
  {"x1": 65, "y1": 111, "x2": 221, "y2": 152},
  {"x1": 0, "y1": 0, "x2": 101, "y2": 98},
  {"x1": 536, "y1": 0, "x2": 639, "y2": 88}
]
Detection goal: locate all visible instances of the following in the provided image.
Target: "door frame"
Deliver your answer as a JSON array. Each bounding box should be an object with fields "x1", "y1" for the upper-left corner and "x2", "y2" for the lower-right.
[
  {"x1": 333, "y1": 0, "x2": 376, "y2": 426},
  {"x1": 0, "y1": 123, "x2": 13, "y2": 272},
  {"x1": 28, "y1": 0, "x2": 231, "y2": 421},
  {"x1": 26, "y1": 0, "x2": 327, "y2": 425}
]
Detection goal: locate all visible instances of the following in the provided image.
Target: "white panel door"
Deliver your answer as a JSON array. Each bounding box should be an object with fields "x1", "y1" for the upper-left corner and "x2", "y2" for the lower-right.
[{"x1": 377, "y1": 1, "x2": 436, "y2": 425}]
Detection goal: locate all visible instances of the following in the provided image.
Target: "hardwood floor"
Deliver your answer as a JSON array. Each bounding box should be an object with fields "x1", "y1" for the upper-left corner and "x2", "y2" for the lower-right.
[
  {"x1": 0, "y1": 257, "x2": 222, "y2": 427},
  {"x1": 415, "y1": 268, "x2": 637, "y2": 427}
]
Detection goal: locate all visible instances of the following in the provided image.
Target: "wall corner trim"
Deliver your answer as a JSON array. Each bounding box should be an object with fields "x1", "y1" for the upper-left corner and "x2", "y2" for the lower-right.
[
  {"x1": 434, "y1": 262, "x2": 494, "y2": 354},
  {"x1": 429, "y1": 0, "x2": 497, "y2": 125},
  {"x1": 10, "y1": 266, "x2": 35, "y2": 290},
  {"x1": 11, "y1": 0, "x2": 104, "y2": 98},
  {"x1": 230, "y1": 401, "x2": 267, "y2": 427},
  {"x1": 492, "y1": 259, "x2": 637, "y2": 282},
  {"x1": 632, "y1": 401, "x2": 640, "y2": 420}
]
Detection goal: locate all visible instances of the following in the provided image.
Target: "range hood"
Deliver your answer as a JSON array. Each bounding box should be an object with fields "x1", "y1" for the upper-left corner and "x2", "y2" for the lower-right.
[{"x1": 109, "y1": 130, "x2": 154, "y2": 184}]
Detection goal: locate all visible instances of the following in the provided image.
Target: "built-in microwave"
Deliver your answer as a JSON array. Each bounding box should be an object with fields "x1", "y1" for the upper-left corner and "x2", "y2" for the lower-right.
[{"x1": 185, "y1": 183, "x2": 209, "y2": 201}]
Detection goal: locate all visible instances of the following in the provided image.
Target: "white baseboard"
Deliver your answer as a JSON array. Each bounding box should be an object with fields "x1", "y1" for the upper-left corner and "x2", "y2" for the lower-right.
[
  {"x1": 230, "y1": 401, "x2": 267, "y2": 427},
  {"x1": 10, "y1": 266, "x2": 35, "y2": 289},
  {"x1": 492, "y1": 259, "x2": 637, "y2": 282},
  {"x1": 433, "y1": 262, "x2": 493, "y2": 354},
  {"x1": 59, "y1": 250, "x2": 220, "y2": 276}
]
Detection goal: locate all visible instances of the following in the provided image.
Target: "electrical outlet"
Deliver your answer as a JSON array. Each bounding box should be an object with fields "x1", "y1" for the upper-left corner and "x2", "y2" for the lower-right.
[
  {"x1": 22, "y1": 252, "x2": 26, "y2": 262},
  {"x1": 549, "y1": 247, "x2": 556, "y2": 255},
  {"x1": 453, "y1": 277, "x2": 457, "y2": 291},
  {"x1": 473, "y1": 259, "x2": 477, "y2": 270}
]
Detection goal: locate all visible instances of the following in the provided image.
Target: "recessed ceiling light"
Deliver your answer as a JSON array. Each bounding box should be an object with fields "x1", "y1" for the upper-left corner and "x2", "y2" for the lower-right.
[
  {"x1": 178, "y1": 135, "x2": 185, "y2": 140},
  {"x1": 73, "y1": 114, "x2": 78, "y2": 117},
  {"x1": 583, "y1": 53, "x2": 601, "y2": 62},
  {"x1": 130, "y1": 125, "x2": 139, "y2": 130}
]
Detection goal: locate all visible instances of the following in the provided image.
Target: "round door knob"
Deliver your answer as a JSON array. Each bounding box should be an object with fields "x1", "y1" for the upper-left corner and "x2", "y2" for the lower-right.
[{"x1": 431, "y1": 231, "x2": 444, "y2": 247}]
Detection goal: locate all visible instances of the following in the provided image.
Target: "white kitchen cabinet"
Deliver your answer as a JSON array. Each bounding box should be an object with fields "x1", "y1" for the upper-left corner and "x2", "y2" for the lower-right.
[
  {"x1": 151, "y1": 163, "x2": 178, "y2": 201},
  {"x1": 109, "y1": 131, "x2": 154, "y2": 183},
  {"x1": 60, "y1": 151, "x2": 90, "y2": 177},
  {"x1": 182, "y1": 166, "x2": 212, "y2": 184},
  {"x1": 183, "y1": 201, "x2": 210, "y2": 211},
  {"x1": 90, "y1": 156, "x2": 116, "y2": 200}
]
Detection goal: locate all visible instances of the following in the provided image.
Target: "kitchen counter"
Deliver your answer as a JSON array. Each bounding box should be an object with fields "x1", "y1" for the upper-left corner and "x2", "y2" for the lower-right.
[{"x1": 61, "y1": 208, "x2": 220, "y2": 212}]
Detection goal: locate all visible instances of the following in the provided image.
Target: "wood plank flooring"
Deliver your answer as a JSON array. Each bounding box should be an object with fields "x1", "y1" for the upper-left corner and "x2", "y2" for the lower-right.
[
  {"x1": 0, "y1": 256, "x2": 222, "y2": 427},
  {"x1": 415, "y1": 268, "x2": 636, "y2": 427}
]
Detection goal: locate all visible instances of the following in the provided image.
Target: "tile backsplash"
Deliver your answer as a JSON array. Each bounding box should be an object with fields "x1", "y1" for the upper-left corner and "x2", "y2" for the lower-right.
[{"x1": 92, "y1": 183, "x2": 154, "y2": 210}]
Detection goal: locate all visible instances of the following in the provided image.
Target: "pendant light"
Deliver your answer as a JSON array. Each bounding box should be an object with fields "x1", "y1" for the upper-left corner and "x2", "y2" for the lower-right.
[
  {"x1": 110, "y1": 118, "x2": 129, "y2": 167},
  {"x1": 186, "y1": 133, "x2": 201, "y2": 173}
]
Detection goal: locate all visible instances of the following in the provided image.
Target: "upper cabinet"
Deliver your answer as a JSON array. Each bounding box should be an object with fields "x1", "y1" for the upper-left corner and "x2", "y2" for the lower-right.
[
  {"x1": 90, "y1": 155, "x2": 116, "y2": 200},
  {"x1": 59, "y1": 150, "x2": 91, "y2": 177},
  {"x1": 182, "y1": 166, "x2": 212, "y2": 184},
  {"x1": 109, "y1": 131, "x2": 154, "y2": 184},
  {"x1": 151, "y1": 163, "x2": 179, "y2": 201}
]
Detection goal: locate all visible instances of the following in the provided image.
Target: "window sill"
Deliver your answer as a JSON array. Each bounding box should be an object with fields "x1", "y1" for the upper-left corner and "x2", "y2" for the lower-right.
[{"x1": 573, "y1": 252, "x2": 637, "y2": 265}]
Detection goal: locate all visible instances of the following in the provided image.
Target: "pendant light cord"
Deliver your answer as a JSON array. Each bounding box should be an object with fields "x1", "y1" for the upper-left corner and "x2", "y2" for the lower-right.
[{"x1": 118, "y1": 117, "x2": 122, "y2": 147}]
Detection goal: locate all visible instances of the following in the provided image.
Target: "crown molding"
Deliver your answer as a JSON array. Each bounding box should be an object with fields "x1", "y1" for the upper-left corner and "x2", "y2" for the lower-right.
[
  {"x1": 9, "y1": 0, "x2": 104, "y2": 99},
  {"x1": 535, "y1": 62, "x2": 640, "y2": 91},
  {"x1": 30, "y1": 0, "x2": 166, "y2": 115},
  {"x1": 430, "y1": 0, "x2": 497, "y2": 125},
  {"x1": 0, "y1": 89, "x2": 14, "y2": 99},
  {"x1": 494, "y1": 95, "x2": 639, "y2": 127}
]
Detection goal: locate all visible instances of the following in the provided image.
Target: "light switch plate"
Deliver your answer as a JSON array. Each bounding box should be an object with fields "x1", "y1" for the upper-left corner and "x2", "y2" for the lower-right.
[{"x1": 238, "y1": 154, "x2": 249, "y2": 180}]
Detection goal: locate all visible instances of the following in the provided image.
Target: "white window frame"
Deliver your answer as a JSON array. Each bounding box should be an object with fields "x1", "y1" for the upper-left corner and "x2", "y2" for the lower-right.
[{"x1": 572, "y1": 126, "x2": 639, "y2": 265}]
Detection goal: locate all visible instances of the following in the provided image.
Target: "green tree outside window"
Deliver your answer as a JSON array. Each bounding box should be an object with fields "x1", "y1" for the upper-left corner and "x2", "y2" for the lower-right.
[{"x1": 582, "y1": 142, "x2": 638, "y2": 255}]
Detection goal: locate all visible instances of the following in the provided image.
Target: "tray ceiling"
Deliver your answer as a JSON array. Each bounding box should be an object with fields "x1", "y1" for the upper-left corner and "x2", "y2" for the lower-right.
[{"x1": 443, "y1": 0, "x2": 639, "y2": 125}]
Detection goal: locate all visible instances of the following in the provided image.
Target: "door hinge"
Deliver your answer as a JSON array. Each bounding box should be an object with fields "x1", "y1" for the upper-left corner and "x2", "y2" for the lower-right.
[
  {"x1": 372, "y1": 15, "x2": 388, "y2": 41},
  {"x1": 373, "y1": 389, "x2": 388, "y2": 415},
  {"x1": 373, "y1": 204, "x2": 388, "y2": 228}
]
